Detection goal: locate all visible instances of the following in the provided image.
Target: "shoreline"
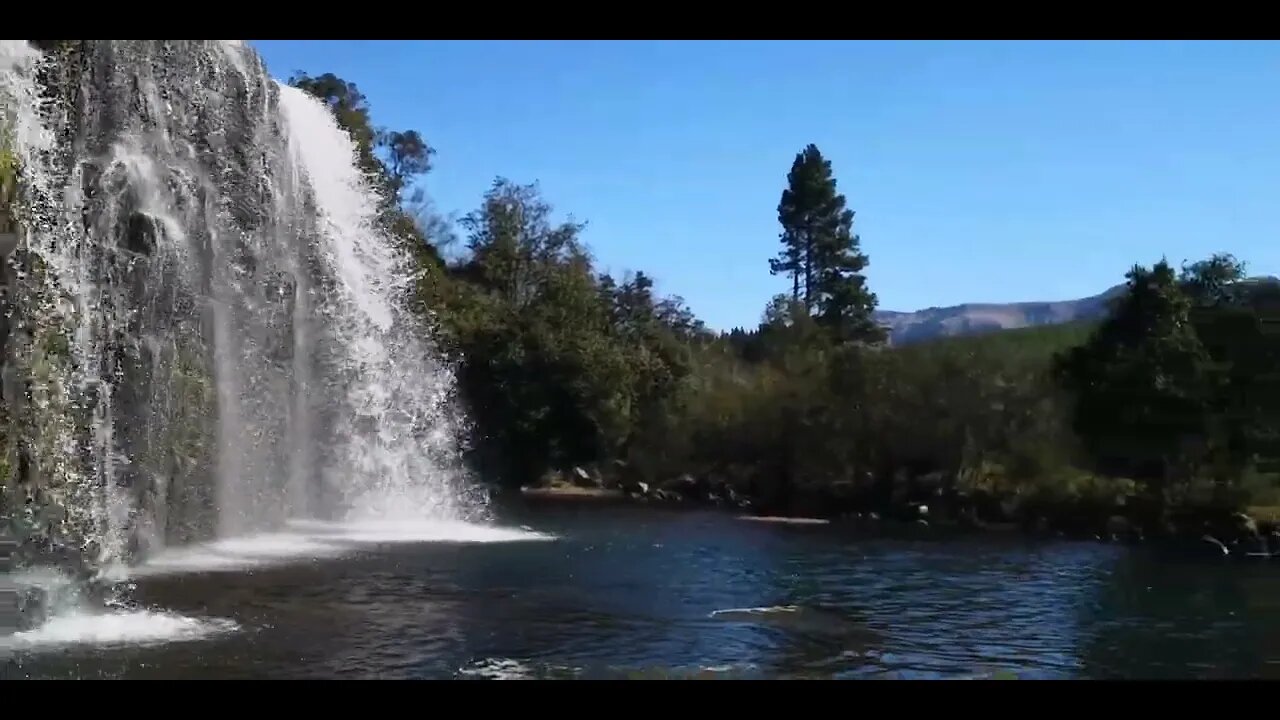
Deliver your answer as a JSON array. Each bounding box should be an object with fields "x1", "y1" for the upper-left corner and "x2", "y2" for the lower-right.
[
  {"x1": 519, "y1": 486, "x2": 628, "y2": 501},
  {"x1": 514, "y1": 484, "x2": 1280, "y2": 556}
]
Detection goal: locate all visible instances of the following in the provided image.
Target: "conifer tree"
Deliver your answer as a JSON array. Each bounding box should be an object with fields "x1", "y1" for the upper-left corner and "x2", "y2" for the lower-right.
[{"x1": 772, "y1": 144, "x2": 884, "y2": 343}]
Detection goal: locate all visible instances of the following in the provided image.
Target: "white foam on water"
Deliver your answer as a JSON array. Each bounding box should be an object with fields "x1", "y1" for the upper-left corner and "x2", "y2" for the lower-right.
[
  {"x1": 710, "y1": 605, "x2": 800, "y2": 617},
  {"x1": 0, "y1": 610, "x2": 239, "y2": 651},
  {"x1": 287, "y1": 519, "x2": 558, "y2": 545},
  {"x1": 130, "y1": 531, "x2": 354, "y2": 576},
  {"x1": 457, "y1": 657, "x2": 543, "y2": 680},
  {"x1": 129, "y1": 520, "x2": 556, "y2": 577},
  {"x1": 1, "y1": 567, "x2": 238, "y2": 653}
]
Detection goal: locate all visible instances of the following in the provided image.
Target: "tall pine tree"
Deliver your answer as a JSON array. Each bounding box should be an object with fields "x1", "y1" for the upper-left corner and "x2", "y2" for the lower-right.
[{"x1": 771, "y1": 144, "x2": 884, "y2": 343}]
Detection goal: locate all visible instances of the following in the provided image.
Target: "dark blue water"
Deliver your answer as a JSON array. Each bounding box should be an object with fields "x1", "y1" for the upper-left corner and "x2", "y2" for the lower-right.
[{"x1": 6, "y1": 504, "x2": 1280, "y2": 679}]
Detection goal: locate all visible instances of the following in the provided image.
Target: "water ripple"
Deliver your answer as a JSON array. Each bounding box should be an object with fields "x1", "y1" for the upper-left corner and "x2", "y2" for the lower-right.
[{"x1": 8, "y1": 507, "x2": 1279, "y2": 678}]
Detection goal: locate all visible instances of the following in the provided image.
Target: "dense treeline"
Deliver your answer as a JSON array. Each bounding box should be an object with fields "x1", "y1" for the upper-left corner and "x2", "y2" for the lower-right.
[{"x1": 295, "y1": 72, "x2": 1280, "y2": 539}]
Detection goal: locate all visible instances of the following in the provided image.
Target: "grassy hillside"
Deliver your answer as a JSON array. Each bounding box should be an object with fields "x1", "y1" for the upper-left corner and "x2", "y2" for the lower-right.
[{"x1": 877, "y1": 277, "x2": 1280, "y2": 345}]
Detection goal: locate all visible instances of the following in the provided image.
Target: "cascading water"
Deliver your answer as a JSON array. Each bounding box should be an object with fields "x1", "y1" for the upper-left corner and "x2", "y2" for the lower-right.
[
  {"x1": 277, "y1": 84, "x2": 480, "y2": 525},
  {"x1": 0, "y1": 39, "x2": 493, "y2": 586}
]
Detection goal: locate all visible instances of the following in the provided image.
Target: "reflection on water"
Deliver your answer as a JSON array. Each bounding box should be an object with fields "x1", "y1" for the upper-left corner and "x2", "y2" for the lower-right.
[
  {"x1": 5, "y1": 504, "x2": 1280, "y2": 679},
  {"x1": 1076, "y1": 550, "x2": 1280, "y2": 679}
]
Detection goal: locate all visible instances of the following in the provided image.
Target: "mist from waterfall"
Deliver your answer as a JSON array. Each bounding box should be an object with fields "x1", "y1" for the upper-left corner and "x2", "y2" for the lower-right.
[
  {"x1": 0, "y1": 40, "x2": 504, "y2": 585},
  {"x1": 276, "y1": 81, "x2": 481, "y2": 527}
]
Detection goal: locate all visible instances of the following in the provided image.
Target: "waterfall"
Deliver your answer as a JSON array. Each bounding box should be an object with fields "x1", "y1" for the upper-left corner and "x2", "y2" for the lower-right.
[{"x1": 0, "y1": 40, "x2": 487, "y2": 579}]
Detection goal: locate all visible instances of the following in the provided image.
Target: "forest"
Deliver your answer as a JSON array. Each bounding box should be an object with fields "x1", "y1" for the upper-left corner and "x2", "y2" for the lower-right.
[{"x1": 291, "y1": 70, "x2": 1280, "y2": 542}]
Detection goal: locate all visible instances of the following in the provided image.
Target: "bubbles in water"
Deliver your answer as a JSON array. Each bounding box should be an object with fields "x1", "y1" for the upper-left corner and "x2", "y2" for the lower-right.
[
  {"x1": 0, "y1": 567, "x2": 239, "y2": 653},
  {"x1": 0, "y1": 609, "x2": 239, "y2": 652}
]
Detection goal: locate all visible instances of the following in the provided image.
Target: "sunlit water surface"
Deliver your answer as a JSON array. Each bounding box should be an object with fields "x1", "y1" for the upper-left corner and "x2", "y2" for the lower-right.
[{"x1": 5, "y1": 505, "x2": 1280, "y2": 679}]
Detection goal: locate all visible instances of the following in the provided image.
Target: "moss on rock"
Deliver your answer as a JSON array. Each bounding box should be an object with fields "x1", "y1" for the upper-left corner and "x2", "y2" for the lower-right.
[
  {"x1": 0, "y1": 99, "x2": 99, "y2": 566},
  {"x1": 0, "y1": 156, "x2": 14, "y2": 233},
  {"x1": 129, "y1": 330, "x2": 217, "y2": 546},
  {"x1": 0, "y1": 108, "x2": 17, "y2": 235}
]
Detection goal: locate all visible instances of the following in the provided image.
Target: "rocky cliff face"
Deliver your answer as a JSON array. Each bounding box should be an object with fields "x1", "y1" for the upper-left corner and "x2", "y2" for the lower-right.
[
  {"x1": 0, "y1": 40, "x2": 478, "y2": 579},
  {"x1": 0, "y1": 40, "x2": 312, "y2": 573}
]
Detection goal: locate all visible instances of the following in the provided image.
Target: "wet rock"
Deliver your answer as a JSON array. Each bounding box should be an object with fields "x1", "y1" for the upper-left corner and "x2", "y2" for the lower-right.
[
  {"x1": 16, "y1": 442, "x2": 30, "y2": 485},
  {"x1": 724, "y1": 486, "x2": 751, "y2": 509},
  {"x1": 1234, "y1": 512, "x2": 1260, "y2": 539},
  {"x1": 11, "y1": 584, "x2": 47, "y2": 633},
  {"x1": 29, "y1": 40, "x2": 72, "y2": 53},
  {"x1": 658, "y1": 489, "x2": 683, "y2": 503},
  {"x1": 618, "y1": 476, "x2": 648, "y2": 496},
  {"x1": 80, "y1": 161, "x2": 102, "y2": 199},
  {"x1": 122, "y1": 212, "x2": 157, "y2": 256},
  {"x1": 660, "y1": 473, "x2": 700, "y2": 500},
  {"x1": 0, "y1": 231, "x2": 17, "y2": 258},
  {"x1": 571, "y1": 466, "x2": 597, "y2": 489}
]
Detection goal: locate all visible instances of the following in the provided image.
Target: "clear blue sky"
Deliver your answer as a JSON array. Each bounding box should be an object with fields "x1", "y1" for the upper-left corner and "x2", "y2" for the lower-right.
[{"x1": 250, "y1": 40, "x2": 1280, "y2": 331}]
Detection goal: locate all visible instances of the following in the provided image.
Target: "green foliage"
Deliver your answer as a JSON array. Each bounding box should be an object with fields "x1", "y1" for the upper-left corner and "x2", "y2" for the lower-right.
[
  {"x1": 1053, "y1": 256, "x2": 1280, "y2": 519},
  {"x1": 289, "y1": 71, "x2": 446, "y2": 271},
  {"x1": 1055, "y1": 261, "x2": 1210, "y2": 486},
  {"x1": 424, "y1": 178, "x2": 700, "y2": 486},
  {"x1": 298, "y1": 69, "x2": 1280, "y2": 533}
]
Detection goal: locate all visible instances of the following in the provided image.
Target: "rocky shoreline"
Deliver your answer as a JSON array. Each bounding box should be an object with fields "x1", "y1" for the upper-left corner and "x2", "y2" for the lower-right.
[
  {"x1": 511, "y1": 466, "x2": 1280, "y2": 559},
  {"x1": 518, "y1": 466, "x2": 757, "y2": 509}
]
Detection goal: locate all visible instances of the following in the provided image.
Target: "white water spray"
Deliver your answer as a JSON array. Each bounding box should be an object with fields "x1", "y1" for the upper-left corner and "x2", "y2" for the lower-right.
[
  {"x1": 0, "y1": 40, "x2": 559, "y2": 652},
  {"x1": 278, "y1": 83, "x2": 479, "y2": 524},
  {"x1": 0, "y1": 41, "x2": 516, "y2": 587}
]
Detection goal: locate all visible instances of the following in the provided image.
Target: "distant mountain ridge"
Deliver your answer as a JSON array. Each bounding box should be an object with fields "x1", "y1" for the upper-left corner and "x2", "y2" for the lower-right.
[{"x1": 875, "y1": 276, "x2": 1280, "y2": 346}]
